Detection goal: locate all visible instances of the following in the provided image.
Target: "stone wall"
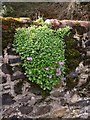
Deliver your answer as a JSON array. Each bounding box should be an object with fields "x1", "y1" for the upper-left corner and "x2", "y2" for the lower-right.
[
  {"x1": 1, "y1": 16, "x2": 90, "y2": 49},
  {"x1": 2, "y1": 2, "x2": 89, "y2": 21},
  {"x1": 1, "y1": 17, "x2": 31, "y2": 49},
  {"x1": 1, "y1": 17, "x2": 90, "y2": 119}
]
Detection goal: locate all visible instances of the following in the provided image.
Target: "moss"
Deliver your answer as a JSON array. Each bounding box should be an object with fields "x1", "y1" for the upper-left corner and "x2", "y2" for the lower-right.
[
  {"x1": 1, "y1": 17, "x2": 24, "y2": 49},
  {"x1": 33, "y1": 18, "x2": 44, "y2": 26},
  {"x1": 65, "y1": 49, "x2": 80, "y2": 59},
  {"x1": 65, "y1": 36, "x2": 80, "y2": 75},
  {"x1": 65, "y1": 38, "x2": 80, "y2": 59},
  {"x1": 72, "y1": 22, "x2": 86, "y2": 35},
  {"x1": 42, "y1": 89, "x2": 50, "y2": 98},
  {"x1": 66, "y1": 76, "x2": 79, "y2": 89},
  {"x1": 1, "y1": 16, "x2": 32, "y2": 49},
  {"x1": 65, "y1": 59, "x2": 79, "y2": 73},
  {"x1": 65, "y1": 39, "x2": 77, "y2": 49},
  {"x1": 65, "y1": 32, "x2": 81, "y2": 88},
  {"x1": 73, "y1": 22, "x2": 80, "y2": 27}
]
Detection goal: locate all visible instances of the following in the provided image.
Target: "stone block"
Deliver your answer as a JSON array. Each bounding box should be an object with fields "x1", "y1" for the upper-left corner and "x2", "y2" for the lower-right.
[
  {"x1": 2, "y1": 63, "x2": 13, "y2": 75},
  {"x1": 19, "y1": 105, "x2": 33, "y2": 114},
  {"x1": 2, "y1": 93, "x2": 15, "y2": 105},
  {"x1": 11, "y1": 71, "x2": 25, "y2": 81},
  {"x1": 8, "y1": 55, "x2": 21, "y2": 64},
  {"x1": 35, "y1": 105, "x2": 51, "y2": 116}
]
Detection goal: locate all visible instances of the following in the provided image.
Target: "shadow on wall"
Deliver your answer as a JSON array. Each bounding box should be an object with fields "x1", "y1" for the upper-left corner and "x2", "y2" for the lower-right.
[
  {"x1": 64, "y1": 22, "x2": 90, "y2": 90},
  {"x1": 1, "y1": 2, "x2": 89, "y2": 20}
]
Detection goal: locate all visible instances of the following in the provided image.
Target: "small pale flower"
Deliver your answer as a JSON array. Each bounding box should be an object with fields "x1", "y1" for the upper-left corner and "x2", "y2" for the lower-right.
[
  {"x1": 47, "y1": 75, "x2": 52, "y2": 78},
  {"x1": 49, "y1": 75, "x2": 52, "y2": 78},
  {"x1": 58, "y1": 62, "x2": 64, "y2": 65},
  {"x1": 45, "y1": 68, "x2": 49, "y2": 70},
  {"x1": 56, "y1": 72, "x2": 61, "y2": 76},
  {"x1": 27, "y1": 57, "x2": 32, "y2": 61},
  {"x1": 56, "y1": 68, "x2": 61, "y2": 73},
  {"x1": 61, "y1": 77, "x2": 66, "y2": 81}
]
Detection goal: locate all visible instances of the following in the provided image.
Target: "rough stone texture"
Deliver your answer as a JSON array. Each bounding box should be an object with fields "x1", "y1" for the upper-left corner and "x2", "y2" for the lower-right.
[
  {"x1": 8, "y1": 56, "x2": 21, "y2": 64},
  {"x1": 2, "y1": 2, "x2": 89, "y2": 21},
  {"x1": 2, "y1": 63, "x2": 13, "y2": 75},
  {"x1": 14, "y1": 80, "x2": 23, "y2": 94},
  {"x1": 51, "y1": 107, "x2": 67, "y2": 118},
  {"x1": 35, "y1": 105, "x2": 51, "y2": 116},
  {"x1": 11, "y1": 71, "x2": 25, "y2": 81},
  {"x1": 1, "y1": 20, "x2": 90, "y2": 119},
  {"x1": 18, "y1": 105, "x2": 33, "y2": 114},
  {"x1": 2, "y1": 93, "x2": 15, "y2": 105},
  {"x1": 2, "y1": 76, "x2": 7, "y2": 84},
  {"x1": 1, "y1": 16, "x2": 31, "y2": 49},
  {"x1": 3, "y1": 107, "x2": 18, "y2": 118}
]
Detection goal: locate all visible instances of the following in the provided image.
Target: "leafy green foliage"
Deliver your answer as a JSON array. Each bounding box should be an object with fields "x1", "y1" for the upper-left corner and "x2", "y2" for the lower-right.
[{"x1": 13, "y1": 25, "x2": 70, "y2": 90}]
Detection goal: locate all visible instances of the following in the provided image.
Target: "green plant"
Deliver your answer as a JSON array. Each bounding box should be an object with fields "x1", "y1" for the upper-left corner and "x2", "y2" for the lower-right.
[{"x1": 13, "y1": 25, "x2": 70, "y2": 90}]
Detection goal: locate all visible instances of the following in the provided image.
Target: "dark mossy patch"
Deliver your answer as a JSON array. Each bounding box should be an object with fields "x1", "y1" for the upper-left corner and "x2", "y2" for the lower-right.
[
  {"x1": 65, "y1": 39, "x2": 78, "y2": 49},
  {"x1": 65, "y1": 35, "x2": 81, "y2": 66},
  {"x1": 66, "y1": 76, "x2": 79, "y2": 89},
  {"x1": 65, "y1": 49, "x2": 80, "y2": 59},
  {"x1": 65, "y1": 59, "x2": 80, "y2": 73},
  {"x1": 65, "y1": 33, "x2": 81, "y2": 88}
]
